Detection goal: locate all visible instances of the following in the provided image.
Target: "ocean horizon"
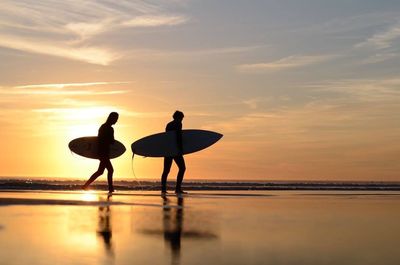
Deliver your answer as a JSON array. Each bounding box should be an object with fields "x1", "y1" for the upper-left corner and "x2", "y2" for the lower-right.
[{"x1": 1, "y1": 177, "x2": 399, "y2": 191}]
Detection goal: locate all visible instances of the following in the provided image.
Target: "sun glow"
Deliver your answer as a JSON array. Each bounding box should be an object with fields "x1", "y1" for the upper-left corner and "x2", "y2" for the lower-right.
[
  {"x1": 68, "y1": 124, "x2": 99, "y2": 139},
  {"x1": 81, "y1": 191, "x2": 98, "y2": 202},
  {"x1": 48, "y1": 107, "x2": 118, "y2": 121},
  {"x1": 50, "y1": 106, "x2": 123, "y2": 139},
  {"x1": 31, "y1": 105, "x2": 129, "y2": 180}
]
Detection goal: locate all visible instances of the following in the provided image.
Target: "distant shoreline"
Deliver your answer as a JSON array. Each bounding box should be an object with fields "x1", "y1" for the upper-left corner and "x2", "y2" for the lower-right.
[{"x1": 1, "y1": 178, "x2": 400, "y2": 191}]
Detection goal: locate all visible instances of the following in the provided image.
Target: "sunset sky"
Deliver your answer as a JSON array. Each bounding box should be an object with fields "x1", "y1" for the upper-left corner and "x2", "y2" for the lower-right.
[{"x1": 1, "y1": 0, "x2": 400, "y2": 181}]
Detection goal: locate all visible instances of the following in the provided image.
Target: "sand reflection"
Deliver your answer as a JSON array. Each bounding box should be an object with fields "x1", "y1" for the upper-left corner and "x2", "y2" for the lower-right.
[
  {"x1": 81, "y1": 191, "x2": 97, "y2": 202},
  {"x1": 97, "y1": 195, "x2": 114, "y2": 257},
  {"x1": 139, "y1": 195, "x2": 218, "y2": 265},
  {"x1": 162, "y1": 195, "x2": 183, "y2": 264}
]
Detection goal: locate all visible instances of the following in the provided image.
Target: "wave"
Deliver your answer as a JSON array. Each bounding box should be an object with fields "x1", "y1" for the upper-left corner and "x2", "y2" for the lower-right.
[{"x1": 0, "y1": 178, "x2": 400, "y2": 191}]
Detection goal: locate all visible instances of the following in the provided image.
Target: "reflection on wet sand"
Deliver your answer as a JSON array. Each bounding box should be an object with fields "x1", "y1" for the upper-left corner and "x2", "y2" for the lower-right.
[
  {"x1": 162, "y1": 195, "x2": 183, "y2": 264},
  {"x1": 1, "y1": 191, "x2": 400, "y2": 265},
  {"x1": 97, "y1": 195, "x2": 114, "y2": 257},
  {"x1": 140, "y1": 195, "x2": 218, "y2": 265}
]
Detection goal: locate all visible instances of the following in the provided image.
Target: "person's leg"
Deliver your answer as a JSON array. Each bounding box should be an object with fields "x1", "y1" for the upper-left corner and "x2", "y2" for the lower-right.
[
  {"x1": 83, "y1": 160, "x2": 106, "y2": 189},
  {"x1": 174, "y1": 156, "x2": 186, "y2": 193},
  {"x1": 161, "y1": 157, "x2": 173, "y2": 193},
  {"x1": 104, "y1": 159, "x2": 114, "y2": 192}
]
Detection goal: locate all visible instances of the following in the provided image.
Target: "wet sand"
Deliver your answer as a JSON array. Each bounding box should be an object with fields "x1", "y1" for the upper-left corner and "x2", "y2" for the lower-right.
[{"x1": 0, "y1": 190, "x2": 400, "y2": 265}]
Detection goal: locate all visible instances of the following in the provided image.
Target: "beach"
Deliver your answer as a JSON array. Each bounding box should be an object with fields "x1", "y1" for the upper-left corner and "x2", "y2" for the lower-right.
[
  {"x1": 1, "y1": 189, "x2": 400, "y2": 265},
  {"x1": 2, "y1": 1, "x2": 400, "y2": 265}
]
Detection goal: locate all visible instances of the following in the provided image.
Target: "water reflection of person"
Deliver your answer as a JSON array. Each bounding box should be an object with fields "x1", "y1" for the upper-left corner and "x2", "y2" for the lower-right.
[
  {"x1": 162, "y1": 195, "x2": 184, "y2": 265},
  {"x1": 97, "y1": 195, "x2": 114, "y2": 257},
  {"x1": 83, "y1": 112, "x2": 119, "y2": 193}
]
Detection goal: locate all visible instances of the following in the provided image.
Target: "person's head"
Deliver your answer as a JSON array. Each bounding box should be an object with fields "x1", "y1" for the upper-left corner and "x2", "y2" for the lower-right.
[
  {"x1": 106, "y1": 112, "x2": 119, "y2": 125},
  {"x1": 173, "y1": 110, "x2": 184, "y2": 121}
]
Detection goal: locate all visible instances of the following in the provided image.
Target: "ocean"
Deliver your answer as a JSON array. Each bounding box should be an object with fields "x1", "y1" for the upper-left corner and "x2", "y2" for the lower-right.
[{"x1": 1, "y1": 178, "x2": 399, "y2": 191}]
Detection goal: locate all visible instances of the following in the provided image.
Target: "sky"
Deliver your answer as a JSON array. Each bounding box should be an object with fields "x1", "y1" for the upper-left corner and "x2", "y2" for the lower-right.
[{"x1": 0, "y1": 0, "x2": 400, "y2": 181}]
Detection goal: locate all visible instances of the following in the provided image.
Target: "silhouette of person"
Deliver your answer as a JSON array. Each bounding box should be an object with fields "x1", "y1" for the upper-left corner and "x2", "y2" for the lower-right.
[
  {"x1": 161, "y1": 111, "x2": 186, "y2": 194},
  {"x1": 83, "y1": 112, "x2": 119, "y2": 193}
]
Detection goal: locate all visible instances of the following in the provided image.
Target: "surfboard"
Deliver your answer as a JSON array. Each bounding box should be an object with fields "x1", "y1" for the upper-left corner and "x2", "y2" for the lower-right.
[
  {"x1": 131, "y1": 129, "x2": 223, "y2": 157},
  {"x1": 68, "y1": 136, "x2": 126, "y2": 159}
]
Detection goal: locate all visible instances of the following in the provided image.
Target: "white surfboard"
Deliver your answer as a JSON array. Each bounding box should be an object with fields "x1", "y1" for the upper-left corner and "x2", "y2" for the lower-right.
[
  {"x1": 131, "y1": 129, "x2": 223, "y2": 157},
  {"x1": 69, "y1": 136, "x2": 126, "y2": 159}
]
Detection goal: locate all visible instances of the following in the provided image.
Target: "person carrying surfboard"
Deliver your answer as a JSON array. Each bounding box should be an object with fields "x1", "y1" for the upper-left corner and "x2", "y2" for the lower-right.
[
  {"x1": 161, "y1": 110, "x2": 187, "y2": 194},
  {"x1": 82, "y1": 112, "x2": 119, "y2": 193}
]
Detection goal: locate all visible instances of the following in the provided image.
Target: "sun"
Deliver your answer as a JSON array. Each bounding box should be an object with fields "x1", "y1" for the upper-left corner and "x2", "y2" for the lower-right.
[
  {"x1": 63, "y1": 106, "x2": 121, "y2": 140},
  {"x1": 68, "y1": 124, "x2": 99, "y2": 139}
]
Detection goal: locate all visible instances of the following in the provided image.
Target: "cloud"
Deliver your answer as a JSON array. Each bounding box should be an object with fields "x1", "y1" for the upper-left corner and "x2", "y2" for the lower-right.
[
  {"x1": 122, "y1": 45, "x2": 263, "y2": 61},
  {"x1": 278, "y1": 12, "x2": 400, "y2": 65},
  {"x1": 0, "y1": 1, "x2": 189, "y2": 65},
  {"x1": 242, "y1": 98, "x2": 273, "y2": 110},
  {"x1": 14, "y1": 81, "x2": 129, "y2": 89},
  {"x1": 122, "y1": 15, "x2": 188, "y2": 27},
  {"x1": 65, "y1": 20, "x2": 113, "y2": 41},
  {"x1": 1, "y1": 90, "x2": 127, "y2": 96},
  {"x1": 204, "y1": 77, "x2": 400, "y2": 142},
  {"x1": 0, "y1": 81, "x2": 130, "y2": 96},
  {"x1": 236, "y1": 55, "x2": 335, "y2": 73},
  {"x1": 171, "y1": 45, "x2": 263, "y2": 56},
  {"x1": 65, "y1": 14, "x2": 188, "y2": 41},
  {"x1": 359, "y1": 52, "x2": 400, "y2": 64},
  {"x1": 355, "y1": 22, "x2": 400, "y2": 49},
  {"x1": 341, "y1": 17, "x2": 400, "y2": 64},
  {"x1": 297, "y1": 12, "x2": 399, "y2": 36},
  {"x1": 32, "y1": 107, "x2": 175, "y2": 121},
  {"x1": 308, "y1": 78, "x2": 400, "y2": 102},
  {"x1": 0, "y1": 35, "x2": 118, "y2": 65}
]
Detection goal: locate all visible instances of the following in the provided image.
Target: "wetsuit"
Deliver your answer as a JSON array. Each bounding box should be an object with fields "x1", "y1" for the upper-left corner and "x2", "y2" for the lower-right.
[
  {"x1": 97, "y1": 123, "x2": 115, "y2": 159},
  {"x1": 83, "y1": 122, "x2": 115, "y2": 192},
  {"x1": 161, "y1": 120, "x2": 186, "y2": 192}
]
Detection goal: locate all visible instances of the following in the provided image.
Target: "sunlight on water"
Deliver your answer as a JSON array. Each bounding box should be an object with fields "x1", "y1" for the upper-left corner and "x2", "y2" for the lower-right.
[
  {"x1": 67, "y1": 232, "x2": 98, "y2": 250},
  {"x1": 81, "y1": 191, "x2": 98, "y2": 202}
]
